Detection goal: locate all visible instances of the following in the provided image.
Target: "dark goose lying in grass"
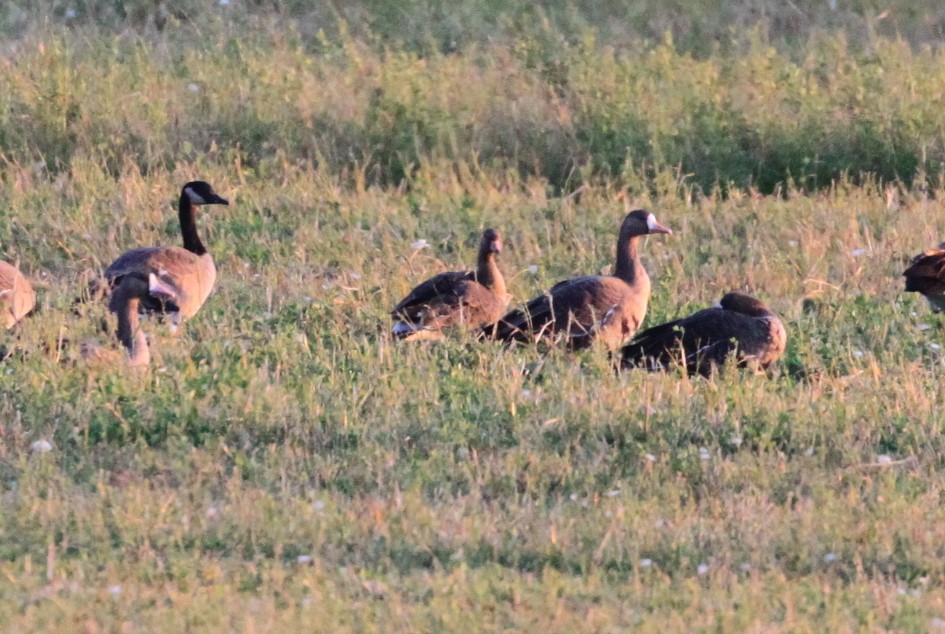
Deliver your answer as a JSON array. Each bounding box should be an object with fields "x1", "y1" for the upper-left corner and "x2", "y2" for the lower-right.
[
  {"x1": 0, "y1": 261, "x2": 35, "y2": 329},
  {"x1": 486, "y1": 209, "x2": 671, "y2": 350},
  {"x1": 391, "y1": 228, "x2": 509, "y2": 339},
  {"x1": 102, "y1": 181, "x2": 228, "y2": 333},
  {"x1": 619, "y1": 292, "x2": 787, "y2": 375},
  {"x1": 903, "y1": 242, "x2": 945, "y2": 312}
]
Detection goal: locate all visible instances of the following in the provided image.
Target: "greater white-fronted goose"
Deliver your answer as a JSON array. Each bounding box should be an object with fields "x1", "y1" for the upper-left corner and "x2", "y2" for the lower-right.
[
  {"x1": 619, "y1": 291, "x2": 787, "y2": 375},
  {"x1": 903, "y1": 242, "x2": 945, "y2": 312},
  {"x1": 487, "y1": 209, "x2": 671, "y2": 349},
  {"x1": 391, "y1": 228, "x2": 509, "y2": 339},
  {"x1": 0, "y1": 260, "x2": 35, "y2": 329},
  {"x1": 104, "y1": 180, "x2": 228, "y2": 331}
]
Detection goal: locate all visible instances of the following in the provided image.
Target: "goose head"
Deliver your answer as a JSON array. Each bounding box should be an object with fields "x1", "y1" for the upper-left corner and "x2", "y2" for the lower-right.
[
  {"x1": 183, "y1": 181, "x2": 229, "y2": 206},
  {"x1": 621, "y1": 209, "x2": 672, "y2": 237},
  {"x1": 481, "y1": 228, "x2": 502, "y2": 254},
  {"x1": 718, "y1": 292, "x2": 772, "y2": 317}
]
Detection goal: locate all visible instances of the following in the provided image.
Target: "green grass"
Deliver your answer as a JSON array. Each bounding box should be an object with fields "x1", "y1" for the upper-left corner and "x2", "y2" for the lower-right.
[{"x1": 3, "y1": 2, "x2": 945, "y2": 631}]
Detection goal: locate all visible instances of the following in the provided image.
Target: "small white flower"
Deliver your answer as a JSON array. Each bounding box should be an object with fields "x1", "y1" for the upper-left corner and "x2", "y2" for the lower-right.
[
  {"x1": 697, "y1": 563, "x2": 709, "y2": 576},
  {"x1": 108, "y1": 585, "x2": 122, "y2": 595},
  {"x1": 313, "y1": 500, "x2": 326, "y2": 512},
  {"x1": 644, "y1": 453, "x2": 656, "y2": 463},
  {"x1": 739, "y1": 563, "x2": 752, "y2": 572},
  {"x1": 31, "y1": 440, "x2": 53, "y2": 453},
  {"x1": 527, "y1": 265, "x2": 539, "y2": 275},
  {"x1": 930, "y1": 343, "x2": 942, "y2": 351},
  {"x1": 65, "y1": 8, "x2": 77, "y2": 18},
  {"x1": 730, "y1": 436, "x2": 742, "y2": 447},
  {"x1": 823, "y1": 552, "x2": 837, "y2": 563},
  {"x1": 877, "y1": 455, "x2": 892, "y2": 465},
  {"x1": 521, "y1": 389, "x2": 532, "y2": 399},
  {"x1": 851, "y1": 248, "x2": 869, "y2": 257},
  {"x1": 788, "y1": 240, "x2": 798, "y2": 247},
  {"x1": 919, "y1": 324, "x2": 933, "y2": 331},
  {"x1": 805, "y1": 447, "x2": 815, "y2": 457},
  {"x1": 297, "y1": 555, "x2": 313, "y2": 565},
  {"x1": 639, "y1": 558, "x2": 653, "y2": 568},
  {"x1": 348, "y1": 272, "x2": 362, "y2": 281},
  {"x1": 605, "y1": 489, "x2": 620, "y2": 498},
  {"x1": 698, "y1": 447, "x2": 711, "y2": 461},
  {"x1": 188, "y1": 83, "x2": 200, "y2": 93},
  {"x1": 410, "y1": 239, "x2": 429, "y2": 251},
  {"x1": 852, "y1": 350, "x2": 865, "y2": 358}
]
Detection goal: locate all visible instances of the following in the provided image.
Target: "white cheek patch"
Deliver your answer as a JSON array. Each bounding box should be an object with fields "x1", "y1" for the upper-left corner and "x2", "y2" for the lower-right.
[
  {"x1": 646, "y1": 214, "x2": 659, "y2": 231},
  {"x1": 712, "y1": 302, "x2": 723, "y2": 310},
  {"x1": 184, "y1": 187, "x2": 207, "y2": 205}
]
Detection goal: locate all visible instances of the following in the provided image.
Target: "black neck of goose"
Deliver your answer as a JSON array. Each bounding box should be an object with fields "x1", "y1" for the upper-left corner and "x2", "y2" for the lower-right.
[
  {"x1": 179, "y1": 192, "x2": 206, "y2": 255},
  {"x1": 614, "y1": 234, "x2": 642, "y2": 284},
  {"x1": 476, "y1": 250, "x2": 506, "y2": 297}
]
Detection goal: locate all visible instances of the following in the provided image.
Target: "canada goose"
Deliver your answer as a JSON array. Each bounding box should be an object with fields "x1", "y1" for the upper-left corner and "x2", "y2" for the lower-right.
[
  {"x1": 903, "y1": 242, "x2": 945, "y2": 312},
  {"x1": 391, "y1": 228, "x2": 509, "y2": 339},
  {"x1": 487, "y1": 209, "x2": 671, "y2": 349},
  {"x1": 104, "y1": 180, "x2": 228, "y2": 331},
  {"x1": 0, "y1": 260, "x2": 36, "y2": 329},
  {"x1": 619, "y1": 292, "x2": 787, "y2": 375}
]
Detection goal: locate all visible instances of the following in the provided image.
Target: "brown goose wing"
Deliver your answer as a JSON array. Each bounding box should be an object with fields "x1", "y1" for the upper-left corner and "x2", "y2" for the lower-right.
[
  {"x1": 105, "y1": 247, "x2": 200, "y2": 282},
  {"x1": 392, "y1": 271, "x2": 475, "y2": 320},
  {"x1": 903, "y1": 249, "x2": 945, "y2": 295},
  {"x1": 490, "y1": 275, "x2": 619, "y2": 342}
]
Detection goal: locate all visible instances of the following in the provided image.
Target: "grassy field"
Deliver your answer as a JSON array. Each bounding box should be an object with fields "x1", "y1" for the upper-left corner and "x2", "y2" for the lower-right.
[{"x1": 4, "y1": 2, "x2": 945, "y2": 631}]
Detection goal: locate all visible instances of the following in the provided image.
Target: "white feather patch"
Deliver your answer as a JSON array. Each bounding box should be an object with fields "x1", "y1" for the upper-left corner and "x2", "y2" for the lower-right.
[
  {"x1": 184, "y1": 187, "x2": 207, "y2": 205},
  {"x1": 148, "y1": 273, "x2": 179, "y2": 300},
  {"x1": 392, "y1": 321, "x2": 416, "y2": 336},
  {"x1": 646, "y1": 214, "x2": 659, "y2": 231}
]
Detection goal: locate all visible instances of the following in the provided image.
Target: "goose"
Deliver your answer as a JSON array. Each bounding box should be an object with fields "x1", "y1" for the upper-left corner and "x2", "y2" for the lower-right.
[
  {"x1": 619, "y1": 291, "x2": 787, "y2": 375},
  {"x1": 391, "y1": 228, "x2": 509, "y2": 339},
  {"x1": 0, "y1": 260, "x2": 35, "y2": 329},
  {"x1": 903, "y1": 242, "x2": 945, "y2": 312},
  {"x1": 81, "y1": 274, "x2": 179, "y2": 367},
  {"x1": 103, "y1": 180, "x2": 228, "y2": 332},
  {"x1": 487, "y1": 209, "x2": 671, "y2": 349}
]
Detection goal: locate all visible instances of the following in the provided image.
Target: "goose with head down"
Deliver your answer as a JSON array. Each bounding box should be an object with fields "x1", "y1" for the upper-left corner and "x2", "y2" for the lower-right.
[
  {"x1": 103, "y1": 180, "x2": 228, "y2": 332},
  {"x1": 0, "y1": 260, "x2": 35, "y2": 329},
  {"x1": 391, "y1": 228, "x2": 509, "y2": 339},
  {"x1": 619, "y1": 291, "x2": 787, "y2": 376},
  {"x1": 903, "y1": 242, "x2": 945, "y2": 313},
  {"x1": 486, "y1": 209, "x2": 671, "y2": 349}
]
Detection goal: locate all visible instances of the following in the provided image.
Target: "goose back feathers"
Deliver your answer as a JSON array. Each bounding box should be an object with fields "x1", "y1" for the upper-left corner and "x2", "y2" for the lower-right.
[
  {"x1": 488, "y1": 210, "x2": 671, "y2": 349},
  {"x1": 620, "y1": 292, "x2": 786, "y2": 375},
  {"x1": 105, "y1": 181, "x2": 228, "y2": 325},
  {"x1": 903, "y1": 242, "x2": 945, "y2": 312},
  {"x1": 0, "y1": 261, "x2": 35, "y2": 329},
  {"x1": 392, "y1": 228, "x2": 509, "y2": 339}
]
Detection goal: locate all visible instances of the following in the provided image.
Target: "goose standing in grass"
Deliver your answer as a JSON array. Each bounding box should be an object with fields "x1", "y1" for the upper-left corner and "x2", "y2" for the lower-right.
[
  {"x1": 103, "y1": 180, "x2": 228, "y2": 332},
  {"x1": 619, "y1": 291, "x2": 786, "y2": 376},
  {"x1": 903, "y1": 242, "x2": 945, "y2": 312},
  {"x1": 391, "y1": 228, "x2": 509, "y2": 339},
  {"x1": 486, "y1": 209, "x2": 671, "y2": 349},
  {"x1": 0, "y1": 261, "x2": 35, "y2": 329}
]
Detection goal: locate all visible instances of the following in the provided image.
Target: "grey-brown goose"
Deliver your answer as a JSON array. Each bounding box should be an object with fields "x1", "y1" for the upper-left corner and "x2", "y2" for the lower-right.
[
  {"x1": 0, "y1": 260, "x2": 35, "y2": 329},
  {"x1": 80, "y1": 273, "x2": 178, "y2": 367},
  {"x1": 391, "y1": 228, "x2": 509, "y2": 339},
  {"x1": 903, "y1": 242, "x2": 945, "y2": 312},
  {"x1": 487, "y1": 209, "x2": 671, "y2": 349},
  {"x1": 619, "y1": 292, "x2": 787, "y2": 376},
  {"x1": 104, "y1": 181, "x2": 228, "y2": 332}
]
